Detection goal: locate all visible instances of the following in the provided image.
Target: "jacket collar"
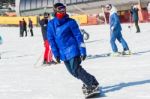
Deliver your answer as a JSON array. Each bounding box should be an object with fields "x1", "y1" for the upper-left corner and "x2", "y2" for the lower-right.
[
  {"x1": 55, "y1": 14, "x2": 69, "y2": 26},
  {"x1": 109, "y1": 6, "x2": 117, "y2": 16}
]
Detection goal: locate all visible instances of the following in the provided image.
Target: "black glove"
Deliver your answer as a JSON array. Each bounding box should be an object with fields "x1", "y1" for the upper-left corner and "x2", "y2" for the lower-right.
[
  {"x1": 80, "y1": 55, "x2": 86, "y2": 61},
  {"x1": 56, "y1": 57, "x2": 60, "y2": 63}
]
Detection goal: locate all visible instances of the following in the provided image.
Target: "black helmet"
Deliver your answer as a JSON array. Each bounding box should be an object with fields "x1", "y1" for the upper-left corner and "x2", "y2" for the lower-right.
[{"x1": 53, "y1": 3, "x2": 66, "y2": 14}]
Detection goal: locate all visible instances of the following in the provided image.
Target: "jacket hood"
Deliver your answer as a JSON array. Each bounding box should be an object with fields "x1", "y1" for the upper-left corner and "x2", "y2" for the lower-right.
[{"x1": 109, "y1": 6, "x2": 117, "y2": 16}]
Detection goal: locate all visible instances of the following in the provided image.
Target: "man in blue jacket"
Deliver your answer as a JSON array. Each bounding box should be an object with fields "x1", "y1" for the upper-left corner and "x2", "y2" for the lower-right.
[
  {"x1": 47, "y1": 3, "x2": 99, "y2": 95},
  {"x1": 105, "y1": 4, "x2": 130, "y2": 56}
]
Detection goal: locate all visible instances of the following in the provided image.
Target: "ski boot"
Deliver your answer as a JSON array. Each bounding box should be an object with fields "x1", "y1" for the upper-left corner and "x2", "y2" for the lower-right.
[
  {"x1": 110, "y1": 52, "x2": 121, "y2": 57},
  {"x1": 122, "y1": 50, "x2": 132, "y2": 55},
  {"x1": 47, "y1": 60, "x2": 57, "y2": 65},
  {"x1": 82, "y1": 84, "x2": 100, "y2": 98},
  {"x1": 43, "y1": 60, "x2": 47, "y2": 64}
]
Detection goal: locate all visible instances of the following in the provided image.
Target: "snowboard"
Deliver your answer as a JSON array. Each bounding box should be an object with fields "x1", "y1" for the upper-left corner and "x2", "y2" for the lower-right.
[
  {"x1": 85, "y1": 89, "x2": 101, "y2": 98},
  {"x1": 83, "y1": 86, "x2": 102, "y2": 98}
]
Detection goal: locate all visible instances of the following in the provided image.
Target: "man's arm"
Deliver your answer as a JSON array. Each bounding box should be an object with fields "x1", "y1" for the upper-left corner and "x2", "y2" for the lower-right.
[
  {"x1": 111, "y1": 13, "x2": 120, "y2": 31},
  {"x1": 69, "y1": 19, "x2": 86, "y2": 56},
  {"x1": 47, "y1": 21, "x2": 60, "y2": 58}
]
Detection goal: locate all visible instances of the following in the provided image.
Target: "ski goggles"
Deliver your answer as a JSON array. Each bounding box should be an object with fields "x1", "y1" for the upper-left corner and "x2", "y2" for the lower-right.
[{"x1": 54, "y1": 6, "x2": 66, "y2": 13}]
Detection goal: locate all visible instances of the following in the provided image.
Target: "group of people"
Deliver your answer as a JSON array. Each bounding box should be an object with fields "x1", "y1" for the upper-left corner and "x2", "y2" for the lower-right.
[
  {"x1": 19, "y1": 18, "x2": 34, "y2": 37},
  {"x1": 38, "y1": 2, "x2": 144, "y2": 96}
]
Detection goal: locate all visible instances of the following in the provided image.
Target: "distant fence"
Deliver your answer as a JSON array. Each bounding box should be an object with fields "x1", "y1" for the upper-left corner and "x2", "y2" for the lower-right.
[
  {"x1": 0, "y1": 15, "x2": 99, "y2": 26},
  {"x1": 0, "y1": 11, "x2": 150, "y2": 26},
  {"x1": 0, "y1": 16, "x2": 38, "y2": 25},
  {"x1": 105, "y1": 9, "x2": 150, "y2": 24}
]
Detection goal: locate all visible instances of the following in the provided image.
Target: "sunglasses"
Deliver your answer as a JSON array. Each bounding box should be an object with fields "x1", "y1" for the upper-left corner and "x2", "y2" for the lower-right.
[{"x1": 55, "y1": 6, "x2": 66, "y2": 13}]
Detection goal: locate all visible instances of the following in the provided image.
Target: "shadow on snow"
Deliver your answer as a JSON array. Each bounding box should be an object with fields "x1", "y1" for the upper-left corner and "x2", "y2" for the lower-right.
[{"x1": 102, "y1": 79, "x2": 150, "y2": 93}]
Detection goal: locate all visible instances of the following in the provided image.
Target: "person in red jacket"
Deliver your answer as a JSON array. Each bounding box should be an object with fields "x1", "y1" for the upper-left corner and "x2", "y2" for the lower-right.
[{"x1": 39, "y1": 13, "x2": 56, "y2": 65}]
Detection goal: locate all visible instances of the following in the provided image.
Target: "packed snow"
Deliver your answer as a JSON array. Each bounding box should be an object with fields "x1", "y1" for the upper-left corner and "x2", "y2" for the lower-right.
[{"x1": 0, "y1": 23, "x2": 150, "y2": 99}]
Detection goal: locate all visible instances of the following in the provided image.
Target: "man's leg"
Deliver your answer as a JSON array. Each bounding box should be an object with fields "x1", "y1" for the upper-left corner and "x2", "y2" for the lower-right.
[
  {"x1": 22, "y1": 30, "x2": 24, "y2": 37},
  {"x1": 20, "y1": 29, "x2": 23, "y2": 37},
  {"x1": 43, "y1": 40, "x2": 49, "y2": 64},
  {"x1": 47, "y1": 42, "x2": 53, "y2": 63},
  {"x1": 25, "y1": 29, "x2": 27, "y2": 36},
  {"x1": 110, "y1": 33, "x2": 118, "y2": 52},
  {"x1": 135, "y1": 20, "x2": 140, "y2": 33},
  {"x1": 30, "y1": 29, "x2": 34, "y2": 36},
  {"x1": 64, "y1": 57, "x2": 99, "y2": 87},
  {"x1": 117, "y1": 32, "x2": 129, "y2": 51}
]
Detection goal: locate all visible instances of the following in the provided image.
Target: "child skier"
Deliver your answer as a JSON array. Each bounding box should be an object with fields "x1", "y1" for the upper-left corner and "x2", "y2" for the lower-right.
[{"x1": 47, "y1": 3, "x2": 100, "y2": 97}]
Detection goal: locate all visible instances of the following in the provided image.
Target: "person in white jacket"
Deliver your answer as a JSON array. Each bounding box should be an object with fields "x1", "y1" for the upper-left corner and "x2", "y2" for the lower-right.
[{"x1": 105, "y1": 4, "x2": 130, "y2": 56}]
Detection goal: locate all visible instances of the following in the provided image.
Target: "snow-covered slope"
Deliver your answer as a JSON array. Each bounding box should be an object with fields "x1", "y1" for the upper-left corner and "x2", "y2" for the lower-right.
[{"x1": 0, "y1": 23, "x2": 150, "y2": 99}]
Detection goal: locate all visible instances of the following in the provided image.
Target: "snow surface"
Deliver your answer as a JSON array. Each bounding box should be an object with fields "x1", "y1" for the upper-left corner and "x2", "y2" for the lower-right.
[{"x1": 0, "y1": 23, "x2": 150, "y2": 99}]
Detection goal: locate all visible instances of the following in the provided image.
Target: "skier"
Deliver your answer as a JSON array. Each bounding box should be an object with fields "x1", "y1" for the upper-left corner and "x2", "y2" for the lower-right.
[
  {"x1": 105, "y1": 4, "x2": 130, "y2": 56},
  {"x1": 39, "y1": 12, "x2": 56, "y2": 65},
  {"x1": 19, "y1": 20, "x2": 23, "y2": 37},
  {"x1": 130, "y1": 5, "x2": 141, "y2": 33},
  {"x1": 47, "y1": 3, "x2": 100, "y2": 96},
  {"x1": 22, "y1": 18, "x2": 27, "y2": 37},
  {"x1": 28, "y1": 18, "x2": 34, "y2": 36}
]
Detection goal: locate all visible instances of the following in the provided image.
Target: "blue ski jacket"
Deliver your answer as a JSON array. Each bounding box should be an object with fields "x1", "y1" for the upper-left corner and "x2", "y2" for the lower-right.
[
  {"x1": 47, "y1": 15, "x2": 86, "y2": 61},
  {"x1": 109, "y1": 12, "x2": 122, "y2": 32}
]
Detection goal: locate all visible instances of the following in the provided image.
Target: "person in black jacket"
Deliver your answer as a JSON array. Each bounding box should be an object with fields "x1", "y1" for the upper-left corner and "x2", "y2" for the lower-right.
[
  {"x1": 19, "y1": 20, "x2": 23, "y2": 37},
  {"x1": 130, "y1": 5, "x2": 140, "y2": 33},
  {"x1": 39, "y1": 13, "x2": 56, "y2": 65},
  {"x1": 22, "y1": 18, "x2": 28, "y2": 36}
]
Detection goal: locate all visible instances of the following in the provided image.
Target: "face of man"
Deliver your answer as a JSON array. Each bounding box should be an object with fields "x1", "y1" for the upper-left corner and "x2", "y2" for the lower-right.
[
  {"x1": 55, "y1": 6, "x2": 66, "y2": 19},
  {"x1": 104, "y1": 4, "x2": 112, "y2": 12}
]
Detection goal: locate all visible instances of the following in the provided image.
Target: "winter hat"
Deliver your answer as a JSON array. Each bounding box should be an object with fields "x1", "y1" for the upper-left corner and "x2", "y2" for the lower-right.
[
  {"x1": 53, "y1": 3, "x2": 66, "y2": 19},
  {"x1": 53, "y1": 3, "x2": 66, "y2": 14}
]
